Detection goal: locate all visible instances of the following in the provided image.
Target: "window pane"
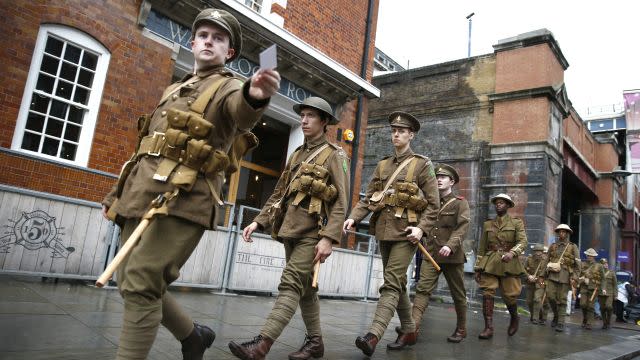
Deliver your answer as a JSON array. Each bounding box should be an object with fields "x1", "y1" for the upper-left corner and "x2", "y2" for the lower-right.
[
  {"x1": 49, "y1": 99, "x2": 68, "y2": 118},
  {"x1": 73, "y1": 87, "x2": 89, "y2": 105},
  {"x1": 35, "y1": 73, "x2": 55, "y2": 93},
  {"x1": 68, "y1": 106, "x2": 84, "y2": 124},
  {"x1": 55, "y1": 80, "x2": 73, "y2": 100},
  {"x1": 77, "y1": 69, "x2": 94, "y2": 87},
  {"x1": 21, "y1": 132, "x2": 41, "y2": 152},
  {"x1": 60, "y1": 62, "x2": 77, "y2": 82},
  {"x1": 60, "y1": 142, "x2": 77, "y2": 160},
  {"x1": 26, "y1": 113, "x2": 45, "y2": 132},
  {"x1": 40, "y1": 55, "x2": 59, "y2": 75},
  {"x1": 42, "y1": 137, "x2": 59, "y2": 156},
  {"x1": 81, "y1": 52, "x2": 98, "y2": 70},
  {"x1": 67, "y1": 106, "x2": 84, "y2": 124},
  {"x1": 64, "y1": 44, "x2": 81, "y2": 63},
  {"x1": 44, "y1": 37, "x2": 63, "y2": 57},
  {"x1": 64, "y1": 123, "x2": 81, "y2": 142},
  {"x1": 45, "y1": 119, "x2": 64, "y2": 137},
  {"x1": 30, "y1": 94, "x2": 49, "y2": 113}
]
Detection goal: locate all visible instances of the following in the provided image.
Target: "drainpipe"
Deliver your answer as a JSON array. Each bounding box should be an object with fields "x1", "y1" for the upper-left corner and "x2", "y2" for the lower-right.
[{"x1": 348, "y1": 0, "x2": 375, "y2": 219}]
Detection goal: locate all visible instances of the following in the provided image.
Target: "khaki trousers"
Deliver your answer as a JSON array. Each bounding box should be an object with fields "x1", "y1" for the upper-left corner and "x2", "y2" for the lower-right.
[
  {"x1": 478, "y1": 273, "x2": 522, "y2": 306},
  {"x1": 414, "y1": 261, "x2": 467, "y2": 323},
  {"x1": 580, "y1": 285, "x2": 597, "y2": 326},
  {"x1": 261, "y1": 237, "x2": 321, "y2": 340},
  {"x1": 546, "y1": 280, "x2": 569, "y2": 325},
  {"x1": 116, "y1": 216, "x2": 204, "y2": 359},
  {"x1": 369, "y1": 240, "x2": 417, "y2": 339}
]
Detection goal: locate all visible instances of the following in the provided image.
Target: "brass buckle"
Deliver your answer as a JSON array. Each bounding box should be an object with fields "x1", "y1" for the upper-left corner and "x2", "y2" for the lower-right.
[{"x1": 147, "y1": 131, "x2": 165, "y2": 156}]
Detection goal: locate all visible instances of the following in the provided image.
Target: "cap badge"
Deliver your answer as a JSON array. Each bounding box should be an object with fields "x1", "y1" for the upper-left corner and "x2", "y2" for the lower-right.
[{"x1": 211, "y1": 10, "x2": 221, "y2": 18}]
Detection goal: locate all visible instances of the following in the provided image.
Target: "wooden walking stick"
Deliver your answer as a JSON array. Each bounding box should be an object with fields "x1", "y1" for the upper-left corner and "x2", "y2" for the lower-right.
[
  {"x1": 312, "y1": 261, "x2": 321, "y2": 288},
  {"x1": 590, "y1": 286, "x2": 598, "y2": 302},
  {"x1": 417, "y1": 243, "x2": 441, "y2": 272},
  {"x1": 95, "y1": 190, "x2": 176, "y2": 288}
]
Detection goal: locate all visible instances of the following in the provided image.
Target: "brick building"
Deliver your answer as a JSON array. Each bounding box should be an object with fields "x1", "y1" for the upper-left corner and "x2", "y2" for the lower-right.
[
  {"x1": 365, "y1": 29, "x2": 631, "y2": 274},
  {"x1": 0, "y1": 0, "x2": 380, "y2": 279}
]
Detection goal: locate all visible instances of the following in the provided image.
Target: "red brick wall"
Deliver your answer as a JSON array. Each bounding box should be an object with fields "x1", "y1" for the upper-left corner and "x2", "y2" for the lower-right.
[
  {"x1": 0, "y1": 0, "x2": 173, "y2": 203},
  {"x1": 280, "y1": 0, "x2": 379, "y2": 80},
  {"x1": 495, "y1": 43, "x2": 565, "y2": 93},
  {"x1": 492, "y1": 97, "x2": 549, "y2": 144}
]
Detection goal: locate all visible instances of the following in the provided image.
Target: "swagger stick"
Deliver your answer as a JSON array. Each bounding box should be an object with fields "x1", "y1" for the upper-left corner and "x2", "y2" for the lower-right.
[
  {"x1": 95, "y1": 190, "x2": 176, "y2": 287},
  {"x1": 417, "y1": 243, "x2": 441, "y2": 272},
  {"x1": 590, "y1": 286, "x2": 598, "y2": 302},
  {"x1": 312, "y1": 261, "x2": 321, "y2": 288}
]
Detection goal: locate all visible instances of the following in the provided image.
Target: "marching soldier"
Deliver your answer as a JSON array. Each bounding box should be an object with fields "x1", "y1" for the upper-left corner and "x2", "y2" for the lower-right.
[
  {"x1": 524, "y1": 244, "x2": 547, "y2": 325},
  {"x1": 411, "y1": 163, "x2": 470, "y2": 343},
  {"x1": 545, "y1": 224, "x2": 581, "y2": 332},
  {"x1": 474, "y1": 194, "x2": 528, "y2": 339},
  {"x1": 228, "y1": 97, "x2": 350, "y2": 360},
  {"x1": 598, "y1": 258, "x2": 617, "y2": 329},
  {"x1": 101, "y1": 9, "x2": 280, "y2": 360},
  {"x1": 579, "y1": 248, "x2": 604, "y2": 330},
  {"x1": 344, "y1": 112, "x2": 439, "y2": 356}
]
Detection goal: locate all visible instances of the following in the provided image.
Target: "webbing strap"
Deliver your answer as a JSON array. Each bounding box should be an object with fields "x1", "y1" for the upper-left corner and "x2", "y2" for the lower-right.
[
  {"x1": 404, "y1": 158, "x2": 418, "y2": 183},
  {"x1": 190, "y1": 76, "x2": 232, "y2": 115}
]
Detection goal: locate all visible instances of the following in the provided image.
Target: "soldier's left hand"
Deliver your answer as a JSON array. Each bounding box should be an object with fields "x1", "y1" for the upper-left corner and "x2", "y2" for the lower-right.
[
  {"x1": 314, "y1": 237, "x2": 333, "y2": 263},
  {"x1": 602, "y1": 289, "x2": 607, "y2": 295},
  {"x1": 438, "y1": 245, "x2": 452, "y2": 257},
  {"x1": 404, "y1": 226, "x2": 424, "y2": 244},
  {"x1": 248, "y1": 69, "x2": 281, "y2": 100},
  {"x1": 501, "y1": 251, "x2": 514, "y2": 263}
]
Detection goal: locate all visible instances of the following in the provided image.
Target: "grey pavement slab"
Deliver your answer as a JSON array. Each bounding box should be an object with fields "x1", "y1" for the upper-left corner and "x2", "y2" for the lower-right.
[{"x1": 0, "y1": 274, "x2": 639, "y2": 360}]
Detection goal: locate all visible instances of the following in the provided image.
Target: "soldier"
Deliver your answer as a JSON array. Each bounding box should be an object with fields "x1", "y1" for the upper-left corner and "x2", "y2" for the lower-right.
[
  {"x1": 545, "y1": 224, "x2": 580, "y2": 332},
  {"x1": 524, "y1": 244, "x2": 547, "y2": 325},
  {"x1": 411, "y1": 163, "x2": 470, "y2": 343},
  {"x1": 101, "y1": 9, "x2": 281, "y2": 359},
  {"x1": 474, "y1": 194, "x2": 528, "y2": 339},
  {"x1": 344, "y1": 112, "x2": 439, "y2": 356},
  {"x1": 579, "y1": 248, "x2": 604, "y2": 330},
  {"x1": 598, "y1": 258, "x2": 617, "y2": 329},
  {"x1": 228, "y1": 97, "x2": 350, "y2": 360}
]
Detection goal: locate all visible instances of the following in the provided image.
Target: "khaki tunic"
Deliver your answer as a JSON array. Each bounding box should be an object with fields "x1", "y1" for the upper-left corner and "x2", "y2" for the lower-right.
[
  {"x1": 103, "y1": 65, "x2": 266, "y2": 228},
  {"x1": 253, "y1": 134, "x2": 350, "y2": 244},
  {"x1": 599, "y1": 269, "x2": 617, "y2": 309},
  {"x1": 524, "y1": 254, "x2": 547, "y2": 290},
  {"x1": 580, "y1": 261, "x2": 604, "y2": 292},
  {"x1": 545, "y1": 240, "x2": 581, "y2": 284},
  {"x1": 349, "y1": 148, "x2": 439, "y2": 240},
  {"x1": 425, "y1": 192, "x2": 470, "y2": 264},
  {"x1": 474, "y1": 214, "x2": 528, "y2": 276}
]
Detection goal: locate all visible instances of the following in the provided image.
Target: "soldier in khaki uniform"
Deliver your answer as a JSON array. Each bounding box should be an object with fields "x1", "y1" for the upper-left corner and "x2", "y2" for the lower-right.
[
  {"x1": 344, "y1": 112, "x2": 439, "y2": 356},
  {"x1": 411, "y1": 163, "x2": 470, "y2": 343},
  {"x1": 598, "y1": 258, "x2": 617, "y2": 329},
  {"x1": 228, "y1": 97, "x2": 350, "y2": 360},
  {"x1": 524, "y1": 244, "x2": 548, "y2": 325},
  {"x1": 474, "y1": 194, "x2": 528, "y2": 339},
  {"x1": 579, "y1": 248, "x2": 604, "y2": 330},
  {"x1": 545, "y1": 224, "x2": 580, "y2": 332},
  {"x1": 101, "y1": 9, "x2": 281, "y2": 360}
]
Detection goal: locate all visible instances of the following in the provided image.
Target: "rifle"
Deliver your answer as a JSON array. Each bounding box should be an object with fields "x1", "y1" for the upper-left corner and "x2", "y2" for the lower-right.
[{"x1": 96, "y1": 190, "x2": 177, "y2": 288}]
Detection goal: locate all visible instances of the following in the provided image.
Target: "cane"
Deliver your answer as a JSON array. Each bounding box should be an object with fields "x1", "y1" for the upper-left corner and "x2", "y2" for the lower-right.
[
  {"x1": 95, "y1": 191, "x2": 176, "y2": 288},
  {"x1": 417, "y1": 243, "x2": 441, "y2": 272},
  {"x1": 312, "y1": 261, "x2": 321, "y2": 288},
  {"x1": 590, "y1": 287, "x2": 598, "y2": 302}
]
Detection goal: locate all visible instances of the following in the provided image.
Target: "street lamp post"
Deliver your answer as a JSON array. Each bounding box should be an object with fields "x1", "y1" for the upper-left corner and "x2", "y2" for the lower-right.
[{"x1": 466, "y1": 12, "x2": 475, "y2": 58}]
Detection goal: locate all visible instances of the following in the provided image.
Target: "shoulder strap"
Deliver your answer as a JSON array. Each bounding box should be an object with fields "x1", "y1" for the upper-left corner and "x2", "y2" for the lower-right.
[
  {"x1": 314, "y1": 145, "x2": 335, "y2": 166},
  {"x1": 438, "y1": 197, "x2": 457, "y2": 216},
  {"x1": 404, "y1": 157, "x2": 419, "y2": 182},
  {"x1": 190, "y1": 76, "x2": 233, "y2": 116},
  {"x1": 158, "y1": 76, "x2": 201, "y2": 105},
  {"x1": 381, "y1": 156, "x2": 414, "y2": 193},
  {"x1": 278, "y1": 144, "x2": 331, "y2": 204}
]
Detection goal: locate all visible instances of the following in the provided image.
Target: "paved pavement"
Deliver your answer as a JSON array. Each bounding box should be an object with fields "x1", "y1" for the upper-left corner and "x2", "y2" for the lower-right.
[{"x1": 0, "y1": 274, "x2": 639, "y2": 360}]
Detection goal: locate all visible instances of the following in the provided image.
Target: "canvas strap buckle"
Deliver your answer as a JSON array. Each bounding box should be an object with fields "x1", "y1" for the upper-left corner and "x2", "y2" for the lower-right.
[{"x1": 146, "y1": 131, "x2": 165, "y2": 156}]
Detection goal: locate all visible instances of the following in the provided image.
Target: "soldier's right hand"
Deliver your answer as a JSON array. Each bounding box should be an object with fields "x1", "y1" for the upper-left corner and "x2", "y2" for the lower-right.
[
  {"x1": 528, "y1": 275, "x2": 536, "y2": 283},
  {"x1": 343, "y1": 219, "x2": 355, "y2": 234},
  {"x1": 474, "y1": 271, "x2": 482, "y2": 283},
  {"x1": 101, "y1": 205, "x2": 109, "y2": 220},
  {"x1": 242, "y1": 222, "x2": 259, "y2": 242}
]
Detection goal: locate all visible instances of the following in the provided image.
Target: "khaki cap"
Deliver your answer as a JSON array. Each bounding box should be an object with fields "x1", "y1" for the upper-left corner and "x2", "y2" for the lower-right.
[
  {"x1": 192, "y1": 9, "x2": 242, "y2": 62},
  {"x1": 293, "y1": 97, "x2": 338, "y2": 125},
  {"x1": 584, "y1": 248, "x2": 598, "y2": 257},
  {"x1": 388, "y1": 111, "x2": 420, "y2": 132},
  {"x1": 554, "y1": 224, "x2": 573, "y2": 234},
  {"x1": 531, "y1": 243, "x2": 544, "y2": 251},
  {"x1": 490, "y1": 193, "x2": 514, "y2": 208},
  {"x1": 434, "y1": 163, "x2": 459, "y2": 184}
]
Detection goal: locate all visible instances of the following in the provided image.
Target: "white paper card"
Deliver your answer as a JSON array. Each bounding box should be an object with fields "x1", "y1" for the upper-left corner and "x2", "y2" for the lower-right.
[{"x1": 259, "y1": 44, "x2": 277, "y2": 70}]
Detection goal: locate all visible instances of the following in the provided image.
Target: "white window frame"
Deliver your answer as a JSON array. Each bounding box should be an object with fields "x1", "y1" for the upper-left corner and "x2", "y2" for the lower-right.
[
  {"x1": 12, "y1": 24, "x2": 110, "y2": 167},
  {"x1": 236, "y1": 0, "x2": 274, "y2": 17}
]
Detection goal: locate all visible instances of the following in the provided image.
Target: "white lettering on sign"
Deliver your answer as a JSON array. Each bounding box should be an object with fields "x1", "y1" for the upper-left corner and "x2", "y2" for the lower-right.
[
  {"x1": 169, "y1": 20, "x2": 190, "y2": 45},
  {"x1": 286, "y1": 82, "x2": 309, "y2": 102}
]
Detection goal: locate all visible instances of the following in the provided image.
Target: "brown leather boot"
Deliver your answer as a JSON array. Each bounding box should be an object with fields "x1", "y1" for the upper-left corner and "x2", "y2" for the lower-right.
[
  {"x1": 355, "y1": 332, "x2": 378, "y2": 356},
  {"x1": 412, "y1": 305, "x2": 424, "y2": 335},
  {"x1": 478, "y1": 295, "x2": 494, "y2": 339},
  {"x1": 288, "y1": 334, "x2": 324, "y2": 360},
  {"x1": 228, "y1": 335, "x2": 274, "y2": 360},
  {"x1": 447, "y1": 327, "x2": 466, "y2": 343},
  {"x1": 181, "y1": 322, "x2": 215, "y2": 360},
  {"x1": 387, "y1": 329, "x2": 417, "y2": 350},
  {"x1": 507, "y1": 304, "x2": 519, "y2": 336},
  {"x1": 447, "y1": 303, "x2": 467, "y2": 343}
]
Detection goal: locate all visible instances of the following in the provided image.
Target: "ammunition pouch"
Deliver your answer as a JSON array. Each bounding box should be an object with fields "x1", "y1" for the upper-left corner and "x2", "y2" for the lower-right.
[
  {"x1": 167, "y1": 108, "x2": 212, "y2": 139},
  {"x1": 227, "y1": 131, "x2": 259, "y2": 173},
  {"x1": 267, "y1": 200, "x2": 285, "y2": 239},
  {"x1": 547, "y1": 262, "x2": 561, "y2": 273}
]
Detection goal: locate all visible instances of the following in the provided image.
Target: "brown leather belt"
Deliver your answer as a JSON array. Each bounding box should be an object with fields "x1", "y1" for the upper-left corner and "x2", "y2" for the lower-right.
[{"x1": 489, "y1": 243, "x2": 513, "y2": 252}]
